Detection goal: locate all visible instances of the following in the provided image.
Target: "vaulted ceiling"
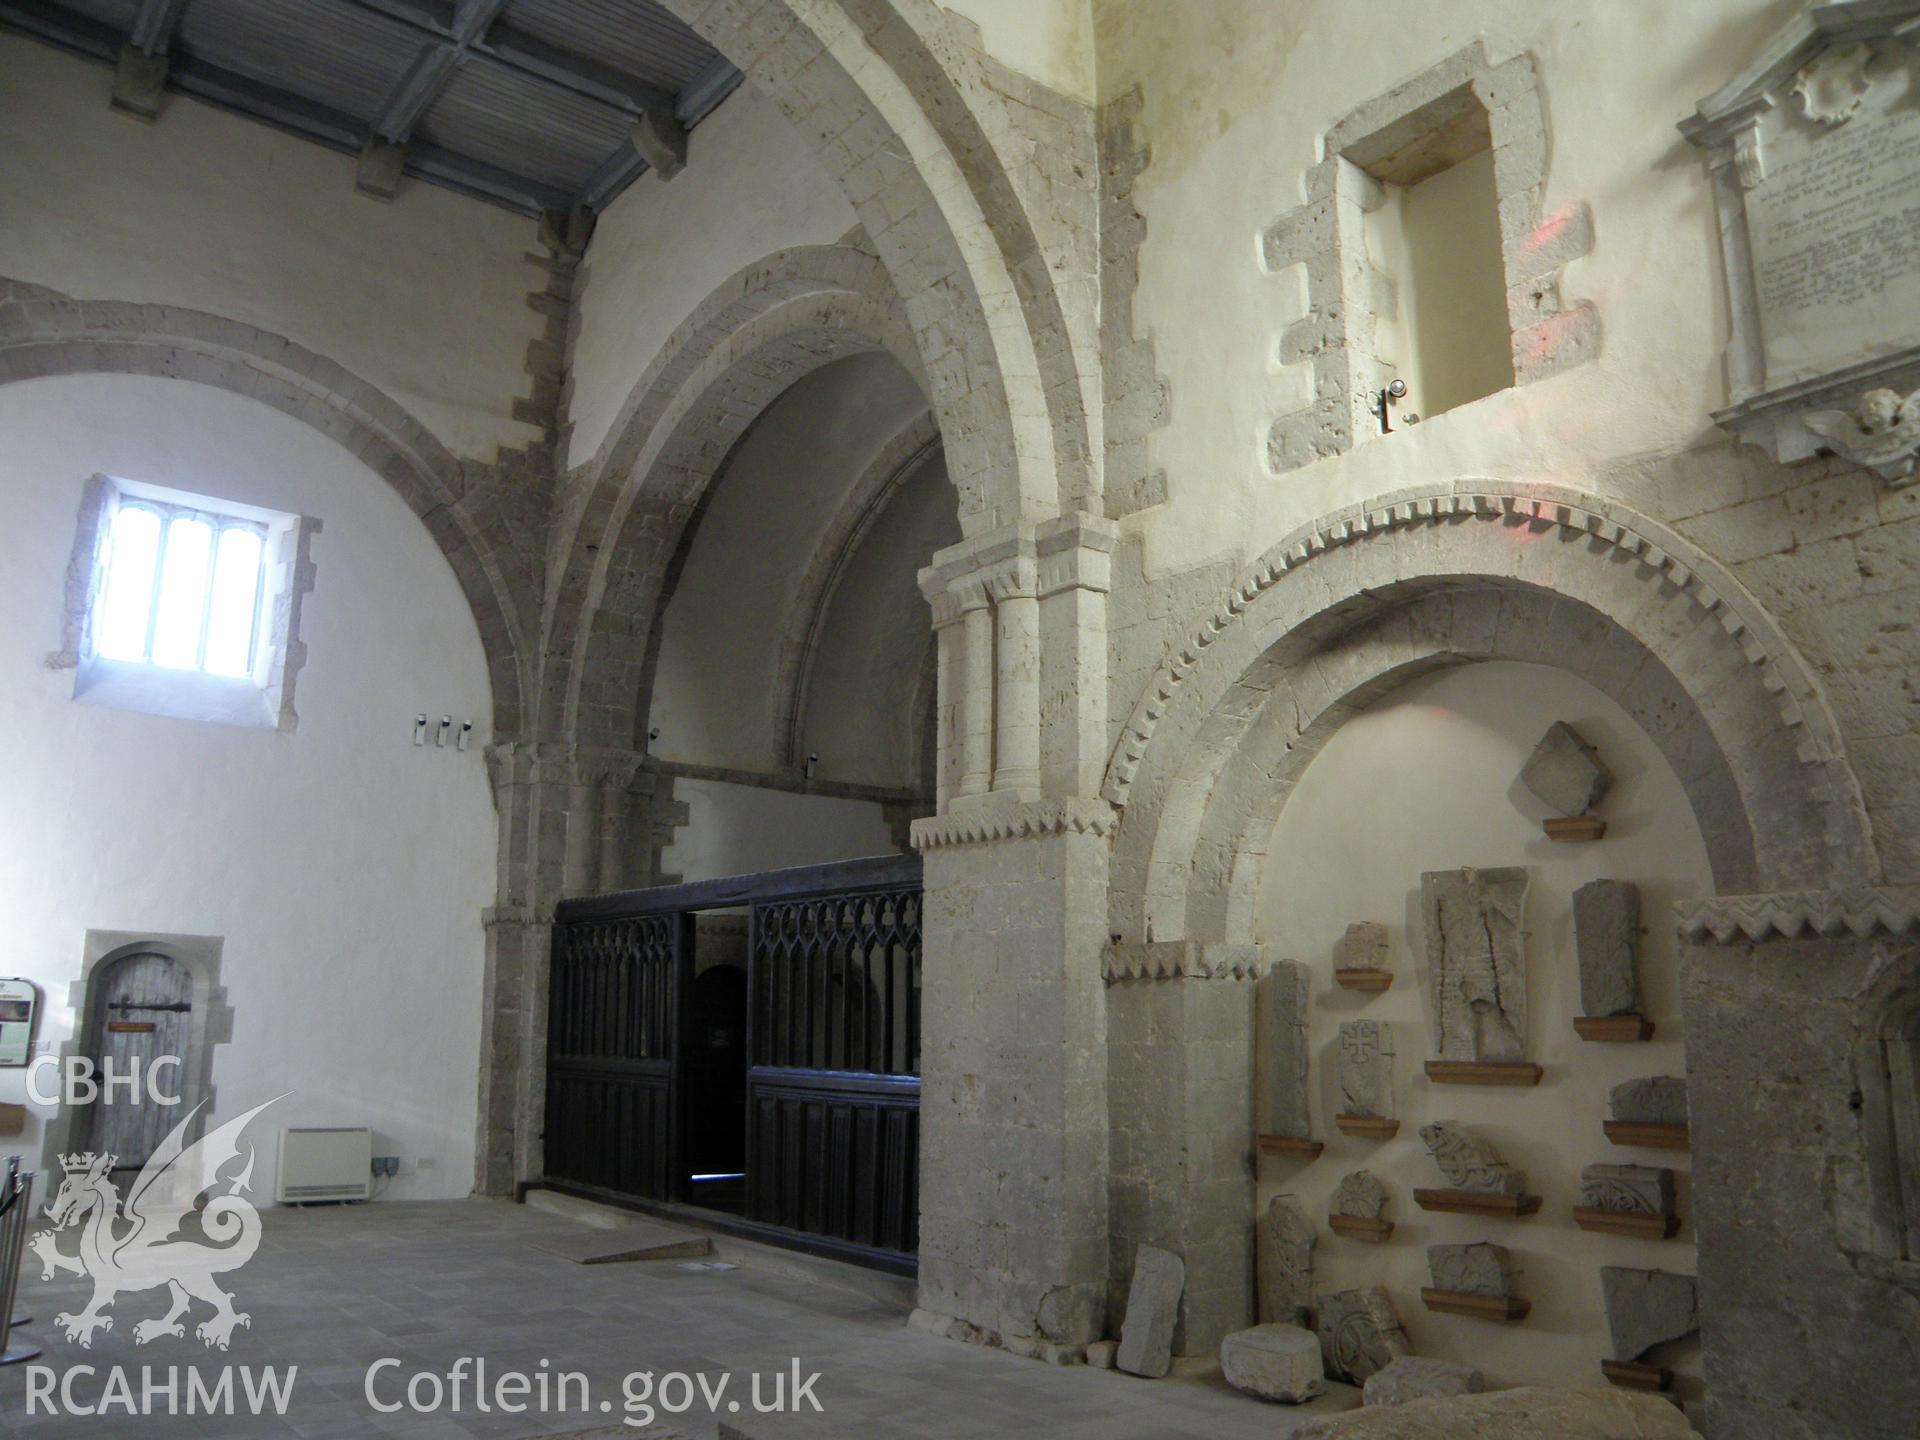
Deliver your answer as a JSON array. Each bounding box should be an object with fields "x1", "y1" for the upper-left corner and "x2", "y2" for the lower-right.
[{"x1": 0, "y1": 0, "x2": 742, "y2": 214}]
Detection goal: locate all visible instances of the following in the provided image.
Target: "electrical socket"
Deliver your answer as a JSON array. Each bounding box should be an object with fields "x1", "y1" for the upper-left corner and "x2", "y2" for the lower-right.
[{"x1": 372, "y1": 1156, "x2": 400, "y2": 1178}]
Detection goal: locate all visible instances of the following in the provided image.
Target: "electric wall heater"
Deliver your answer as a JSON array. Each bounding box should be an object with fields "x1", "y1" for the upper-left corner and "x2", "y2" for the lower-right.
[{"x1": 277, "y1": 1126, "x2": 372, "y2": 1203}]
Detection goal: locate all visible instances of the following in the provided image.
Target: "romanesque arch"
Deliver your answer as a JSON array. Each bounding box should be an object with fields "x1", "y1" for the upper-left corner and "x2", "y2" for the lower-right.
[
  {"x1": 543, "y1": 243, "x2": 922, "y2": 749},
  {"x1": 661, "y1": 0, "x2": 1097, "y2": 528},
  {"x1": 769, "y1": 408, "x2": 943, "y2": 772},
  {"x1": 0, "y1": 288, "x2": 534, "y2": 738},
  {"x1": 1105, "y1": 482, "x2": 1878, "y2": 943}
]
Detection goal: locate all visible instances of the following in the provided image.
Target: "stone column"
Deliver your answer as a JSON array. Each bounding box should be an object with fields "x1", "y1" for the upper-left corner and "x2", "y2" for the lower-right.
[
  {"x1": 919, "y1": 571, "x2": 968, "y2": 808},
  {"x1": 1676, "y1": 888, "x2": 1920, "y2": 1439},
  {"x1": 595, "y1": 754, "x2": 646, "y2": 892},
  {"x1": 986, "y1": 554, "x2": 1040, "y2": 798},
  {"x1": 912, "y1": 814, "x2": 1115, "y2": 1358},
  {"x1": 1036, "y1": 515, "x2": 1116, "y2": 800},
  {"x1": 1104, "y1": 941, "x2": 1261, "y2": 1356},
  {"x1": 476, "y1": 741, "x2": 647, "y2": 1195},
  {"x1": 957, "y1": 580, "x2": 994, "y2": 798}
]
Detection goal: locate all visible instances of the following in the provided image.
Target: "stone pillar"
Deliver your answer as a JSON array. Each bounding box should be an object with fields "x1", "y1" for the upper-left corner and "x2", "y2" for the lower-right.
[
  {"x1": 986, "y1": 554, "x2": 1040, "y2": 798},
  {"x1": 920, "y1": 572, "x2": 968, "y2": 809},
  {"x1": 475, "y1": 741, "x2": 645, "y2": 1195},
  {"x1": 957, "y1": 582, "x2": 994, "y2": 798},
  {"x1": 910, "y1": 518, "x2": 1120, "y2": 1359},
  {"x1": 1036, "y1": 515, "x2": 1116, "y2": 800},
  {"x1": 1104, "y1": 941, "x2": 1261, "y2": 1356},
  {"x1": 1677, "y1": 889, "x2": 1920, "y2": 1439},
  {"x1": 912, "y1": 816, "x2": 1115, "y2": 1357}
]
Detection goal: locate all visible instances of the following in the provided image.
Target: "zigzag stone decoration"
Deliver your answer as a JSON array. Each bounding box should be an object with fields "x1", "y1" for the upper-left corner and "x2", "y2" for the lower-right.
[
  {"x1": 1675, "y1": 886, "x2": 1920, "y2": 944},
  {"x1": 1098, "y1": 483, "x2": 1854, "y2": 844},
  {"x1": 1102, "y1": 940, "x2": 1265, "y2": 983},
  {"x1": 910, "y1": 798, "x2": 1115, "y2": 852}
]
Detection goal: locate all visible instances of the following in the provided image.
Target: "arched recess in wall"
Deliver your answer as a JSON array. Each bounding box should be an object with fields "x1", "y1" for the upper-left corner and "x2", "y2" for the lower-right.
[
  {"x1": 771, "y1": 408, "x2": 944, "y2": 775},
  {"x1": 0, "y1": 289, "x2": 533, "y2": 739},
  {"x1": 1105, "y1": 483, "x2": 1878, "y2": 944},
  {"x1": 658, "y1": 0, "x2": 1095, "y2": 528},
  {"x1": 641, "y1": 356, "x2": 956, "y2": 792},
  {"x1": 547, "y1": 243, "x2": 927, "y2": 751}
]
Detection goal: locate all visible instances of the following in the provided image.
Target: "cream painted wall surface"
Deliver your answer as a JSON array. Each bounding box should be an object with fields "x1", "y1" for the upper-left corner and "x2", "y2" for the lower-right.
[
  {"x1": 1093, "y1": 0, "x2": 1804, "y2": 578},
  {"x1": 566, "y1": 82, "x2": 861, "y2": 468},
  {"x1": 650, "y1": 354, "x2": 931, "y2": 776},
  {"x1": 0, "y1": 37, "x2": 546, "y2": 463},
  {"x1": 802, "y1": 450, "x2": 956, "y2": 790},
  {"x1": 1254, "y1": 661, "x2": 1710, "y2": 1411},
  {"x1": 942, "y1": 0, "x2": 1096, "y2": 102},
  {"x1": 0, "y1": 376, "x2": 496, "y2": 1203},
  {"x1": 661, "y1": 779, "x2": 898, "y2": 884}
]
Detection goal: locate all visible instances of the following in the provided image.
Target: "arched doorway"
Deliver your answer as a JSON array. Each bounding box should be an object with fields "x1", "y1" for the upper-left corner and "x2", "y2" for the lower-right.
[{"x1": 78, "y1": 950, "x2": 193, "y2": 1171}]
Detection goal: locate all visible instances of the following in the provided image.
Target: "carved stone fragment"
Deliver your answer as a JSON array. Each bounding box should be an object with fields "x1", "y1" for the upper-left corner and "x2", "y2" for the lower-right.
[
  {"x1": 1422, "y1": 867, "x2": 1529, "y2": 1062},
  {"x1": 1116, "y1": 1244, "x2": 1185, "y2": 1378},
  {"x1": 1609, "y1": 1077, "x2": 1689, "y2": 1125},
  {"x1": 1332, "y1": 1170, "x2": 1390, "y2": 1220},
  {"x1": 1336, "y1": 921, "x2": 1391, "y2": 971},
  {"x1": 1580, "y1": 1164, "x2": 1676, "y2": 1217},
  {"x1": 1259, "y1": 1194, "x2": 1317, "y2": 1327},
  {"x1": 1339, "y1": 1019, "x2": 1395, "y2": 1118},
  {"x1": 1519, "y1": 721, "x2": 1613, "y2": 815},
  {"x1": 1600, "y1": 1267, "x2": 1699, "y2": 1363},
  {"x1": 1220, "y1": 1323, "x2": 1325, "y2": 1403},
  {"x1": 1427, "y1": 1242, "x2": 1518, "y2": 1297},
  {"x1": 1314, "y1": 1286, "x2": 1410, "y2": 1385},
  {"x1": 1574, "y1": 879, "x2": 1641, "y2": 1017},
  {"x1": 1362, "y1": 1356, "x2": 1484, "y2": 1407},
  {"x1": 1418, "y1": 1120, "x2": 1525, "y2": 1196},
  {"x1": 1265, "y1": 957, "x2": 1313, "y2": 1138}
]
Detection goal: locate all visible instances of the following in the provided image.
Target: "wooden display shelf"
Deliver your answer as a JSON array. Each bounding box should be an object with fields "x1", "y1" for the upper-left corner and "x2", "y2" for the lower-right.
[
  {"x1": 1575, "y1": 1014, "x2": 1655, "y2": 1042},
  {"x1": 1604, "y1": 1121, "x2": 1690, "y2": 1151},
  {"x1": 1421, "y1": 1288, "x2": 1530, "y2": 1322},
  {"x1": 1602, "y1": 1359, "x2": 1672, "y2": 1392},
  {"x1": 1544, "y1": 815, "x2": 1607, "y2": 841},
  {"x1": 1413, "y1": 1188, "x2": 1542, "y2": 1218},
  {"x1": 1334, "y1": 967, "x2": 1394, "y2": 992},
  {"x1": 1573, "y1": 1206, "x2": 1681, "y2": 1239},
  {"x1": 1257, "y1": 1134, "x2": 1324, "y2": 1160},
  {"x1": 1334, "y1": 1114, "x2": 1400, "y2": 1140},
  {"x1": 1328, "y1": 1214, "x2": 1394, "y2": 1243},
  {"x1": 1425, "y1": 1060, "x2": 1544, "y2": 1086}
]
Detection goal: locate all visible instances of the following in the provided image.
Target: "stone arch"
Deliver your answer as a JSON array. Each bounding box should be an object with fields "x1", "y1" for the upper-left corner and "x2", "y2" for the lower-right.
[
  {"x1": 1106, "y1": 482, "x2": 1877, "y2": 944},
  {"x1": 661, "y1": 0, "x2": 1095, "y2": 527},
  {"x1": 770, "y1": 408, "x2": 943, "y2": 773},
  {"x1": 0, "y1": 290, "x2": 533, "y2": 738},
  {"x1": 547, "y1": 243, "x2": 924, "y2": 750}
]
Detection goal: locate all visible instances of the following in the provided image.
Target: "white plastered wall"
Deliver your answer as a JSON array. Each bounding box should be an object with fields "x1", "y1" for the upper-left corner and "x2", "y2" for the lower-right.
[
  {"x1": 650, "y1": 352, "x2": 933, "y2": 777},
  {"x1": 660, "y1": 780, "x2": 897, "y2": 884},
  {"x1": 0, "y1": 375, "x2": 495, "y2": 1202},
  {"x1": 1254, "y1": 661, "x2": 1710, "y2": 1407},
  {"x1": 566, "y1": 81, "x2": 862, "y2": 468},
  {"x1": 1091, "y1": 0, "x2": 1801, "y2": 576},
  {"x1": 0, "y1": 36, "x2": 546, "y2": 463}
]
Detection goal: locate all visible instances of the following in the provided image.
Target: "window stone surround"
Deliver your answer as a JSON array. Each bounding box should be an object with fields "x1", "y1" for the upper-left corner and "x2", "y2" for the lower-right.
[{"x1": 1260, "y1": 41, "x2": 1599, "y2": 474}]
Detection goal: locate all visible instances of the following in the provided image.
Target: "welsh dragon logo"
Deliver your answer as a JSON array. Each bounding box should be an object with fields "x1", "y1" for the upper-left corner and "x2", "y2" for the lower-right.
[{"x1": 31, "y1": 1097, "x2": 282, "y2": 1350}]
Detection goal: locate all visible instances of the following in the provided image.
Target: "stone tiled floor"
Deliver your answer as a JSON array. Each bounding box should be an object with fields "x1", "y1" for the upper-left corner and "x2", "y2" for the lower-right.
[{"x1": 0, "y1": 1198, "x2": 1358, "y2": 1438}]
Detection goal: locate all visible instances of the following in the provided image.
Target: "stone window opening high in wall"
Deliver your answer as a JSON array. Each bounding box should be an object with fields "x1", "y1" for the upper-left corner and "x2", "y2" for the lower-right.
[
  {"x1": 51, "y1": 474, "x2": 319, "y2": 731},
  {"x1": 1261, "y1": 42, "x2": 1599, "y2": 473}
]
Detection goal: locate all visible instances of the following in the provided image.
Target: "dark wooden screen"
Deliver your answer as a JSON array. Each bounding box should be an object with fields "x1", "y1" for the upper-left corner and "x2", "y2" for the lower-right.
[
  {"x1": 545, "y1": 855, "x2": 921, "y2": 1271},
  {"x1": 747, "y1": 881, "x2": 921, "y2": 1258},
  {"x1": 544, "y1": 911, "x2": 688, "y2": 1202}
]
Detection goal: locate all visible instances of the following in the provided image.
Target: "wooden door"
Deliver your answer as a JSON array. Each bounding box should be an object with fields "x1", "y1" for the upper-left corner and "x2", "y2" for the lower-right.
[{"x1": 84, "y1": 951, "x2": 192, "y2": 1170}]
